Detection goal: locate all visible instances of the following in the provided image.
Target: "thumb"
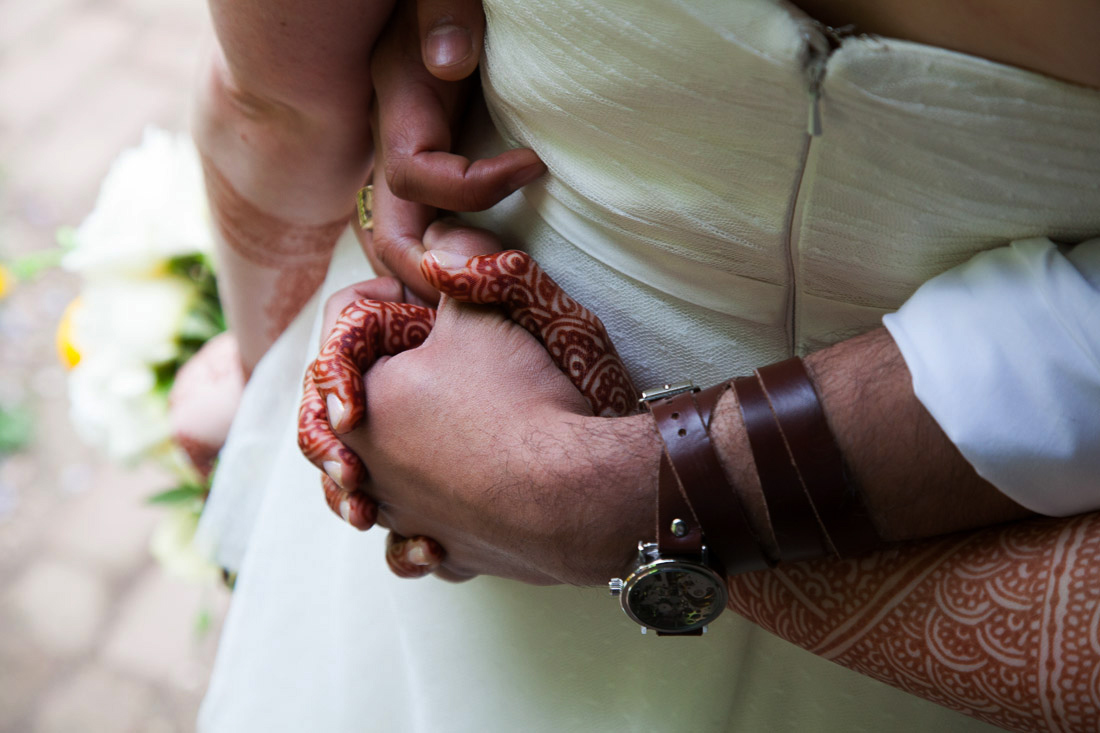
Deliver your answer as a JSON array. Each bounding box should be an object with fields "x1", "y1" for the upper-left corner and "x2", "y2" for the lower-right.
[
  {"x1": 418, "y1": 0, "x2": 486, "y2": 82},
  {"x1": 421, "y1": 218, "x2": 503, "y2": 259}
]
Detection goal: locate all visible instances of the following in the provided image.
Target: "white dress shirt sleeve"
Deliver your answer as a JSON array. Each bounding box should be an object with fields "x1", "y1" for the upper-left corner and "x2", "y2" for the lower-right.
[{"x1": 883, "y1": 237, "x2": 1100, "y2": 516}]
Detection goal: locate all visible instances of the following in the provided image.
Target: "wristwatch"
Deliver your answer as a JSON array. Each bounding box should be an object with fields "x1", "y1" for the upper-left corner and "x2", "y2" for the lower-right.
[
  {"x1": 608, "y1": 382, "x2": 729, "y2": 635},
  {"x1": 609, "y1": 541, "x2": 728, "y2": 635}
]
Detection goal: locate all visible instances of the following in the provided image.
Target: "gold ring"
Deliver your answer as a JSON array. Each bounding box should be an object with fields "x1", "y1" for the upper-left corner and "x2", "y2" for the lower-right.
[{"x1": 356, "y1": 185, "x2": 374, "y2": 231}]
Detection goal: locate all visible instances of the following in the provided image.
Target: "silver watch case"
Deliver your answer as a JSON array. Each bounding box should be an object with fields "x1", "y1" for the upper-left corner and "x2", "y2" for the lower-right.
[{"x1": 609, "y1": 542, "x2": 728, "y2": 635}]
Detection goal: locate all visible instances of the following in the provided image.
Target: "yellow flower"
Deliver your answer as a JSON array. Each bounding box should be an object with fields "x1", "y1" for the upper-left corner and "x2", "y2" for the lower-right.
[
  {"x1": 0, "y1": 264, "x2": 12, "y2": 300},
  {"x1": 56, "y1": 297, "x2": 83, "y2": 369}
]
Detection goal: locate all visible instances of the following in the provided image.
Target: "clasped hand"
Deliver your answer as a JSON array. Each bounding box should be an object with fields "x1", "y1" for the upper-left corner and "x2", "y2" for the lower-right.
[
  {"x1": 298, "y1": 222, "x2": 657, "y2": 585},
  {"x1": 295, "y1": 0, "x2": 658, "y2": 585}
]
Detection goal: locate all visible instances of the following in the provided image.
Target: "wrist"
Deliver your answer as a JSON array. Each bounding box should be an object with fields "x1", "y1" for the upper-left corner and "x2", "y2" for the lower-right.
[
  {"x1": 708, "y1": 386, "x2": 780, "y2": 559},
  {"x1": 566, "y1": 412, "x2": 661, "y2": 583}
]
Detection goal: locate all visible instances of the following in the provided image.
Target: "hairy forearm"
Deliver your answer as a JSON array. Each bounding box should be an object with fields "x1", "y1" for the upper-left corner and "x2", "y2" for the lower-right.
[
  {"x1": 707, "y1": 327, "x2": 1095, "y2": 730},
  {"x1": 711, "y1": 327, "x2": 1031, "y2": 553}
]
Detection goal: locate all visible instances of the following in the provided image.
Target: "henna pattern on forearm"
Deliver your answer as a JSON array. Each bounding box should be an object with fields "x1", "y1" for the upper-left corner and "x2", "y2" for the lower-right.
[
  {"x1": 201, "y1": 156, "x2": 350, "y2": 341},
  {"x1": 728, "y1": 514, "x2": 1100, "y2": 732}
]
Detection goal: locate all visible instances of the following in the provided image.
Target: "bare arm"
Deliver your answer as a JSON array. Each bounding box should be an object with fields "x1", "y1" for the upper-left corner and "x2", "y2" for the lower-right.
[
  {"x1": 712, "y1": 329, "x2": 1095, "y2": 732},
  {"x1": 712, "y1": 327, "x2": 1031, "y2": 553},
  {"x1": 195, "y1": 0, "x2": 538, "y2": 374},
  {"x1": 298, "y1": 238, "x2": 1096, "y2": 729},
  {"x1": 194, "y1": 0, "x2": 392, "y2": 374}
]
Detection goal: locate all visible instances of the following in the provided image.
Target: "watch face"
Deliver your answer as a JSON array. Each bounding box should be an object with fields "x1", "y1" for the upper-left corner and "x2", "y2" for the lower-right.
[{"x1": 623, "y1": 560, "x2": 728, "y2": 633}]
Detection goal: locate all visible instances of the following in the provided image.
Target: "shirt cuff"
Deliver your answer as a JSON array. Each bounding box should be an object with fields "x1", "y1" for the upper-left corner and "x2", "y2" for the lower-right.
[{"x1": 882, "y1": 237, "x2": 1100, "y2": 517}]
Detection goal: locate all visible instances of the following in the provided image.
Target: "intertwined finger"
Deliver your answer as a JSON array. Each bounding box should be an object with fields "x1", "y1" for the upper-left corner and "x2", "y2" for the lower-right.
[
  {"x1": 312, "y1": 300, "x2": 437, "y2": 435},
  {"x1": 386, "y1": 532, "x2": 446, "y2": 578},
  {"x1": 298, "y1": 248, "x2": 635, "y2": 579},
  {"x1": 364, "y1": 0, "x2": 544, "y2": 303},
  {"x1": 420, "y1": 249, "x2": 638, "y2": 417},
  {"x1": 298, "y1": 300, "x2": 434, "y2": 532},
  {"x1": 298, "y1": 371, "x2": 373, "y2": 528}
]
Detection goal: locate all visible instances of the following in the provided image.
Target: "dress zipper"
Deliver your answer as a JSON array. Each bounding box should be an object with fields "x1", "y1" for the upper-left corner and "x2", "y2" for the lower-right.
[{"x1": 783, "y1": 27, "x2": 836, "y2": 355}]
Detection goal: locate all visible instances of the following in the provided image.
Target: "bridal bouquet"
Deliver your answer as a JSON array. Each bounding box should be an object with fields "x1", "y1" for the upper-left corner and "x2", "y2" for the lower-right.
[{"x1": 60, "y1": 127, "x2": 226, "y2": 583}]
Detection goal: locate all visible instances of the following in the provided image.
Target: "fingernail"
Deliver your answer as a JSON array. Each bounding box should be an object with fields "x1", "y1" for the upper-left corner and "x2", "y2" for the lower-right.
[
  {"x1": 425, "y1": 250, "x2": 469, "y2": 271},
  {"x1": 326, "y1": 394, "x2": 347, "y2": 431},
  {"x1": 323, "y1": 460, "x2": 345, "y2": 490},
  {"x1": 507, "y1": 162, "x2": 545, "y2": 191},
  {"x1": 339, "y1": 498, "x2": 352, "y2": 524},
  {"x1": 407, "y1": 543, "x2": 432, "y2": 567},
  {"x1": 425, "y1": 24, "x2": 472, "y2": 68}
]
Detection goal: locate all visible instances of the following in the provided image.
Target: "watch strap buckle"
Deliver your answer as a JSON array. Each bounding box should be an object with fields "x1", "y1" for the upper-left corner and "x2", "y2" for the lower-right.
[{"x1": 638, "y1": 381, "x2": 697, "y2": 406}]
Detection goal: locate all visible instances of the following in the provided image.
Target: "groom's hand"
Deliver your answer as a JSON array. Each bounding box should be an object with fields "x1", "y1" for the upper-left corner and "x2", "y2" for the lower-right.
[
  {"x1": 305, "y1": 222, "x2": 657, "y2": 584},
  {"x1": 337, "y1": 275, "x2": 657, "y2": 586},
  {"x1": 362, "y1": 0, "x2": 545, "y2": 303}
]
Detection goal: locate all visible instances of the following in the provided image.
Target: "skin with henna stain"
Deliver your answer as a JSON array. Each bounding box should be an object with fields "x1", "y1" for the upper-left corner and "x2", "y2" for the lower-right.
[
  {"x1": 729, "y1": 513, "x2": 1100, "y2": 733},
  {"x1": 201, "y1": 156, "x2": 350, "y2": 370},
  {"x1": 300, "y1": 246, "x2": 1100, "y2": 731},
  {"x1": 298, "y1": 248, "x2": 637, "y2": 576}
]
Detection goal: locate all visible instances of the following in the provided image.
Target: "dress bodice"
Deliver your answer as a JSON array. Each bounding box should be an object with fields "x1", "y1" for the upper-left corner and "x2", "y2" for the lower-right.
[{"x1": 477, "y1": 0, "x2": 1100, "y2": 366}]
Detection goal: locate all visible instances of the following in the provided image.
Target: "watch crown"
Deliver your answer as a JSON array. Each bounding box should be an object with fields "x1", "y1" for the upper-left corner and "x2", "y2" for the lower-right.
[{"x1": 608, "y1": 578, "x2": 624, "y2": 597}]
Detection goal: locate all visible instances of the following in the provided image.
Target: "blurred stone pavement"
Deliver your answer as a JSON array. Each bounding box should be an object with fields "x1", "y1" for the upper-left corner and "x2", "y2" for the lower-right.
[{"x1": 0, "y1": 1, "x2": 230, "y2": 730}]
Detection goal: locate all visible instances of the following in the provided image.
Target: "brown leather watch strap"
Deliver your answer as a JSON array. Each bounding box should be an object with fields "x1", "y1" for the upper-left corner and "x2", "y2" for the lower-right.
[
  {"x1": 656, "y1": 450, "x2": 703, "y2": 557},
  {"x1": 694, "y1": 381, "x2": 727, "y2": 427},
  {"x1": 755, "y1": 358, "x2": 882, "y2": 557},
  {"x1": 733, "y1": 375, "x2": 832, "y2": 561},
  {"x1": 648, "y1": 390, "x2": 769, "y2": 575}
]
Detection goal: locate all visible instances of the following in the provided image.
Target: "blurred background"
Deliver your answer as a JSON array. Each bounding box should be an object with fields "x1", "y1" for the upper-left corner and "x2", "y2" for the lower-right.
[{"x1": 0, "y1": 1, "x2": 229, "y2": 730}]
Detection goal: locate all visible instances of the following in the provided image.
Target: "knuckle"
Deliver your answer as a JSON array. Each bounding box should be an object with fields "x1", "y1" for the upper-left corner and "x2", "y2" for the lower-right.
[{"x1": 371, "y1": 232, "x2": 417, "y2": 272}]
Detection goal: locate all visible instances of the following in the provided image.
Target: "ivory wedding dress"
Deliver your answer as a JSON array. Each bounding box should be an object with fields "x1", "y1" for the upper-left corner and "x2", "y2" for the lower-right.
[{"x1": 197, "y1": 0, "x2": 1100, "y2": 729}]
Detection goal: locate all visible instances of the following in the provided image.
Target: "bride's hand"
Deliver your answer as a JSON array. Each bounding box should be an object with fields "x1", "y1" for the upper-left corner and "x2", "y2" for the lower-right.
[
  {"x1": 299, "y1": 222, "x2": 654, "y2": 584},
  {"x1": 298, "y1": 221, "x2": 508, "y2": 576},
  {"x1": 169, "y1": 332, "x2": 245, "y2": 479}
]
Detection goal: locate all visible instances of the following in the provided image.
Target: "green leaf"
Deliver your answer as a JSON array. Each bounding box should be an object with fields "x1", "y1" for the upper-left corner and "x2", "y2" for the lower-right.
[
  {"x1": 147, "y1": 484, "x2": 206, "y2": 505},
  {"x1": 0, "y1": 406, "x2": 33, "y2": 454},
  {"x1": 194, "y1": 608, "x2": 212, "y2": 637},
  {"x1": 9, "y1": 249, "x2": 64, "y2": 281}
]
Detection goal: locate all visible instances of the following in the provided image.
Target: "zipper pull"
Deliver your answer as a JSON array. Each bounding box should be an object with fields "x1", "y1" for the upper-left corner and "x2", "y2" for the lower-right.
[{"x1": 801, "y1": 28, "x2": 830, "y2": 137}]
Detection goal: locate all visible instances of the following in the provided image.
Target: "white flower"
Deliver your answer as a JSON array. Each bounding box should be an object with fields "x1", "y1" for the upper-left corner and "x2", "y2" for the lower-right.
[
  {"x1": 67, "y1": 277, "x2": 194, "y2": 462},
  {"x1": 63, "y1": 126, "x2": 213, "y2": 278},
  {"x1": 69, "y1": 355, "x2": 171, "y2": 462},
  {"x1": 63, "y1": 125, "x2": 219, "y2": 465},
  {"x1": 71, "y1": 277, "x2": 195, "y2": 364}
]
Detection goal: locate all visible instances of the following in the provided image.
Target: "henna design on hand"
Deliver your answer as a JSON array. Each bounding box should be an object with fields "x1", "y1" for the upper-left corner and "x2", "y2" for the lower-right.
[
  {"x1": 297, "y1": 250, "x2": 637, "y2": 577},
  {"x1": 312, "y1": 300, "x2": 437, "y2": 434},
  {"x1": 297, "y1": 249, "x2": 1100, "y2": 728},
  {"x1": 298, "y1": 372, "x2": 374, "y2": 529},
  {"x1": 421, "y1": 249, "x2": 635, "y2": 417},
  {"x1": 728, "y1": 514, "x2": 1100, "y2": 732}
]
